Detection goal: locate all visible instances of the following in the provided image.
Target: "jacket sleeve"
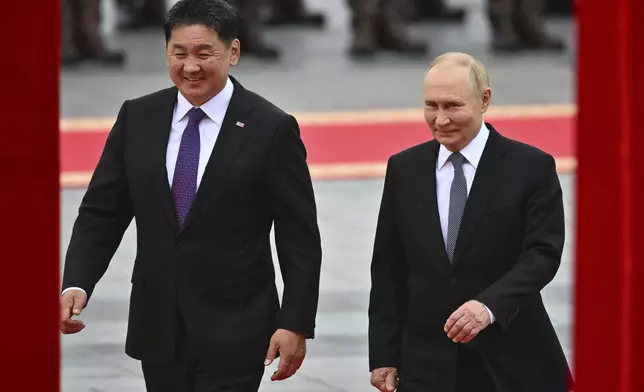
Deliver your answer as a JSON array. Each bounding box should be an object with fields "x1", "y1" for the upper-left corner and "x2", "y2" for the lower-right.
[
  {"x1": 368, "y1": 156, "x2": 409, "y2": 370},
  {"x1": 265, "y1": 114, "x2": 322, "y2": 338},
  {"x1": 476, "y1": 154, "x2": 565, "y2": 329}
]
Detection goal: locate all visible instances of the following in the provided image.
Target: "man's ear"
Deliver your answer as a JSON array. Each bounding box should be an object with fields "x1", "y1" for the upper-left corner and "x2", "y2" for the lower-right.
[
  {"x1": 230, "y1": 38, "x2": 240, "y2": 66},
  {"x1": 481, "y1": 88, "x2": 492, "y2": 114}
]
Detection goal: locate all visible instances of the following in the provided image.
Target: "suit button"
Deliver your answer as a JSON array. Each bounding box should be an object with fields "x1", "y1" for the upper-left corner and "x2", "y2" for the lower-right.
[{"x1": 449, "y1": 278, "x2": 457, "y2": 286}]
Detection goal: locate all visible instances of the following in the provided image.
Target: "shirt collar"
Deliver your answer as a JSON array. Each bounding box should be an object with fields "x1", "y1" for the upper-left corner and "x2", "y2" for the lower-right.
[
  {"x1": 437, "y1": 122, "x2": 490, "y2": 171},
  {"x1": 174, "y1": 77, "x2": 234, "y2": 127}
]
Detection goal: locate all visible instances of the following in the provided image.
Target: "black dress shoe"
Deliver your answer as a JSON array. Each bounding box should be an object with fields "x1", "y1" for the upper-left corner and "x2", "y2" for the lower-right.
[
  {"x1": 265, "y1": 12, "x2": 326, "y2": 27},
  {"x1": 523, "y1": 36, "x2": 567, "y2": 51},
  {"x1": 349, "y1": 44, "x2": 376, "y2": 59},
  {"x1": 543, "y1": 0, "x2": 574, "y2": 17},
  {"x1": 118, "y1": 15, "x2": 163, "y2": 31},
  {"x1": 85, "y1": 50, "x2": 127, "y2": 66},
  {"x1": 409, "y1": 7, "x2": 467, "y2": 23},
  {"x1": 61, "y1": 54, "x2": 83, "y2": 68},
  {"x1": 242, "y1": 42, "x2": 280, "y2": 59},
  {"x1": 491, "y1": 36, "x2": 566, "y2": 54},
  {"x1": 374, "y1": 16, "x2": 428, "y2": 56},
  {"x1": 382, "y1": 38, "x2": 428, "y2": 56},
  {"x1": 490, "y1": 40, "x2": 526, "y2": 54}
]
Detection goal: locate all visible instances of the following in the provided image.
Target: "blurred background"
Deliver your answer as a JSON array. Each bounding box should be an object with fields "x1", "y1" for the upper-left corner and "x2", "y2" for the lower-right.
[{"x1": 59, "y1": 0, "x2": 575, "y2": 390}]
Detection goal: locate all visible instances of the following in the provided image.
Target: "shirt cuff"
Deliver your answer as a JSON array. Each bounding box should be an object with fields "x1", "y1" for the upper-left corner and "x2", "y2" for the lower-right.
[
  {"x1": 62, "y1": 287, "x2": 87, "y2": 297},
  {"x1": 484, "y1": 304, "x2": 496, "y2": 324}
]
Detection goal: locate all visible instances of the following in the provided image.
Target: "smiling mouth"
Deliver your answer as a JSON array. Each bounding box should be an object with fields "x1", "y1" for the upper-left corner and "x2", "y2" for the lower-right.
[{"x1": 184, "y1": 77, "x2": 203, "y2": 82}]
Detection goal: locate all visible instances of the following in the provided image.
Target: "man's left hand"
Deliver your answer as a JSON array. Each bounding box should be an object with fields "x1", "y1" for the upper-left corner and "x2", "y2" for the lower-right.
[
  {"x1": 444, "y1": 300, "x2": 490, "y2": 343},
  {"x1": 264, "y1": 329, "x2": 306, "y2": 381}
]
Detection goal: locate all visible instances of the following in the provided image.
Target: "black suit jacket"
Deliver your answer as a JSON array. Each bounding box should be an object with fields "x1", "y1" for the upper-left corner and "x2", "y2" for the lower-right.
[
  {"x1": 62, "y1": 76, "x2": 322, "y2": 369},
  {"x1": 368, "y1": 124, "x2": 573, "y2": 392}
]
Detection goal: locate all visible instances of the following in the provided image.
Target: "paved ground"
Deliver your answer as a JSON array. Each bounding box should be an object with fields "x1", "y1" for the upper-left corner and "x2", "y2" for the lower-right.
[
  {"x1": 60, "y1": 176, "x2": 575, "y2": 392},
  {"x1": 60, "y1": 0, "x2": 575, "y2": 390}
]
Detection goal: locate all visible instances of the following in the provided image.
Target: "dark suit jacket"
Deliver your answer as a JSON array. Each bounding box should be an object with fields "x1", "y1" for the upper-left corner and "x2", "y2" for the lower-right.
[
  {"x1": 61, "y1": 76, "x2": 322, "y2": 370},
  {"x1": 368, "y1": 124, "x2": 573, "y2": 392}
]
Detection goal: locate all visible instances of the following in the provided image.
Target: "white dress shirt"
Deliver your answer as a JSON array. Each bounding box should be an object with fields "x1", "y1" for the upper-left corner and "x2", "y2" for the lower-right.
[
  {"x1": 166, "y1": 76, "x2": 234, "y2": 188},
  {"x1": 435, "y1": 122, "x2": 496, "y2": 324},
  {"x1": 62, "y1": 78, "x2": 234, "y2": 298}
]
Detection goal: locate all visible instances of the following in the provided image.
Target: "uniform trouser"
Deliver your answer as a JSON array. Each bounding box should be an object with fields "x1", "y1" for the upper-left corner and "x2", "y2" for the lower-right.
[
  {"x1": 488, "y1": 0, "x2": 549, "y2": 42},
  {"x1": 61, "y1": 0, "x2": 110, "y2": 58}
]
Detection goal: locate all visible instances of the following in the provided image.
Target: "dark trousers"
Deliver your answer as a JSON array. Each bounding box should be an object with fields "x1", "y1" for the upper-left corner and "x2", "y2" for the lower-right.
[
  {"x1": 61, "y1": 0, "x2": 109, "y2": 58},
  {"x1": 141, "y1": 317, "x2": 265, "y2": 392},
  {"x1": 455, "y1": 345, "x2": 498, "y2": 392}
]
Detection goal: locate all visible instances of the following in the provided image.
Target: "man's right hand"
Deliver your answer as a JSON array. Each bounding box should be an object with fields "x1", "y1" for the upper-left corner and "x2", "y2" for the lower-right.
[
  {"x1": 60, "y1": 289, "x2": 87, "y2": 334},
  {"x1": 371, "y1": 367, "x2": 398, "y2": 392}
]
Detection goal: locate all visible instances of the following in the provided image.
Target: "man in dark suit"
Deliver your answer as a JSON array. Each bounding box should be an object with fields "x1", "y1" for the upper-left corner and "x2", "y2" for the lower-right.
[
  {"x1": 59, "y1": 0, "x2": 322, "y2": 391},
  {"x1": 368, "y1": 52, "x2": 573, "y2": 392}
]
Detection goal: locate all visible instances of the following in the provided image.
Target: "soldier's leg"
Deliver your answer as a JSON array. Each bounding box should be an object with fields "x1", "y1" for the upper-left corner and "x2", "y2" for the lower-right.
[
  {"x1": 265, "y1": 0, "x2": 326, "y2": 27},
  {"x1": 512, "y1": 0, "x2": 566, "y2": 50},
  {"x1": 408, "y1": 0, "x2": 466, "y2": 23},
  {"x1": 373, "y1": 0, "x2": 428, "y2": 55},
  {"x1": 70, "y1": 0, "x2": 126, "y2": 65},
  {"x1": 235, "y1": 0, "x2": 280, "y2": 59}
]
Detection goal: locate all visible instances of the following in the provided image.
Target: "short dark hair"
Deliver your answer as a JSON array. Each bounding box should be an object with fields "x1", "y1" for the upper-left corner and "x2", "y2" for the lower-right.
[{"x1": 164, "y1": 0, "x2": 238, "y2": 46}]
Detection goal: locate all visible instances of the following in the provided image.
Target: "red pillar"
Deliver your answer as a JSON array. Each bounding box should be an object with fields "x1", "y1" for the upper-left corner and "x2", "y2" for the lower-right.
[
  {"x1": 0, "y1": 0, "x2": 60, "y2": 391},
  {"x1": 575, "y1": 0, "x2": 644, "y2": 390}
]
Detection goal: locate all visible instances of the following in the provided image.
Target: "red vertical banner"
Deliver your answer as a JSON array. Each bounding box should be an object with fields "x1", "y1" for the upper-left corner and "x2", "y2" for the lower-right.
[
  {"x1": 0, "y1": 0, "x2": 60, "y2": 391},
  {"x1": 575, "y1": 0, "x2": 644, "y2": 390}
]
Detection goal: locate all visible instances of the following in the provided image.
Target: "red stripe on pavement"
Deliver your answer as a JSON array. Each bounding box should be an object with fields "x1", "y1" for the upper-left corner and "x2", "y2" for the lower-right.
[{"x1": 60, "y1": 116, "x2": 574, "y2": 174}]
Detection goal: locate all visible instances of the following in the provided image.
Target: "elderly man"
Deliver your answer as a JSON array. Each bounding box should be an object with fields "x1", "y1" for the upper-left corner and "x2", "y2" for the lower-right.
[{"x1": 368, "y1": 52, "x2": 573, "y2": 392}]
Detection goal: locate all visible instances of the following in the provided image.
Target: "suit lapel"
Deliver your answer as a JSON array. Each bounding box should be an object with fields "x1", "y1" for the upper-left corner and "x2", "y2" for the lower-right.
[
  {"x1": 412, "y1": 141, "x2": 452, "y2": 271},
  {"x1": 147, "y1": 87, "x2": 181, "y2": 234},
  {"x1": 179, "y1": 76, "x2": 255, "y2": 232},
  {"x1": 451, "y1": 124, "x2": 506, "y2": 266}
]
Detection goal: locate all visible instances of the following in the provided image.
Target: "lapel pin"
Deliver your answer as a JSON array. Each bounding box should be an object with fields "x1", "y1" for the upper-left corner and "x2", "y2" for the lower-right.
[{"x1": 236, "y1": 121, "x2": 245, "y2": 128}]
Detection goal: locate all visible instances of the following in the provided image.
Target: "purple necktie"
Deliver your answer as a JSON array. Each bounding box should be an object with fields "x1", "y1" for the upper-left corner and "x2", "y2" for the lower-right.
[{"x1": 171, "y1": 107, "x2": 207, "y2": 227}]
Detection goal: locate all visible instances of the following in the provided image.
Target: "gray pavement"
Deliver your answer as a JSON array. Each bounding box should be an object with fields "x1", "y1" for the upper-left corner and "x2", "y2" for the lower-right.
[
  {"x1": 60, "y1": 0, "x2": 576, "y2": 390},
  {"x1": 60, "y1": 175, "x2": 576, "y2": 392}
]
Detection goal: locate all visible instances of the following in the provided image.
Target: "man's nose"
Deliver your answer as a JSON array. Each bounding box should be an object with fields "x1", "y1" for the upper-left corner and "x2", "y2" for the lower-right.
[
  {"x1": 436, "y1": 110, "x2": 451, "y2": 126},
  {"x1": 183, "y1": 59, "x2": 200, "y2": 73}
]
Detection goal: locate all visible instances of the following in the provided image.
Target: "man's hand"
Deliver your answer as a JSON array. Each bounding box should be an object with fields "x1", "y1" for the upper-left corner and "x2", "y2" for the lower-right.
[
  {"x1": 444, "y1": 300, "x2": 490, "y2": 343},
  {"x1": 264, "y1": 329, "x2": 306, "y2": 381},
  {"x1": 60, "y1": 289, "x2": 87, "y2": 334},
  {"x1": 371, "y1": 367, "x2": 398, "y2": 392}
]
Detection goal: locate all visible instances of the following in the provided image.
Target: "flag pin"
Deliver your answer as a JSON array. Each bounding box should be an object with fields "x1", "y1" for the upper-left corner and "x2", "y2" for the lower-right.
[{"x1": 236, "y1": 121, "x2": 245, "y2": 128}]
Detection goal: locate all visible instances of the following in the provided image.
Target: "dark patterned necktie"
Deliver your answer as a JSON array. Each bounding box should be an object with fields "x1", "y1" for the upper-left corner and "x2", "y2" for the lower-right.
[
  {"x1": 171, "y1": 107, "x2": 206, "y2": 228},
  {"x1": 446, "y1": 152, "x2": 467, "y2": 262}
]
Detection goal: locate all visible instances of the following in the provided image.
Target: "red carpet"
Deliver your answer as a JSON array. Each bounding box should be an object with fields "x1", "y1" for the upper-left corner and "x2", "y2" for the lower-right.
[{"x1": 60, "y1": 114, "x2": 575, "y2": 187}]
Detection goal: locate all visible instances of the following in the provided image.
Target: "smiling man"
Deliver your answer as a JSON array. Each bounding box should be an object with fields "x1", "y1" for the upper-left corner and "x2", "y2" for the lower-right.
[
  {"x1": 368, "y1": 52, "x2": 573, "y2": 392},
  {"x1": 59, "y1": 0, "x2": 323, "y2": 391}
]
